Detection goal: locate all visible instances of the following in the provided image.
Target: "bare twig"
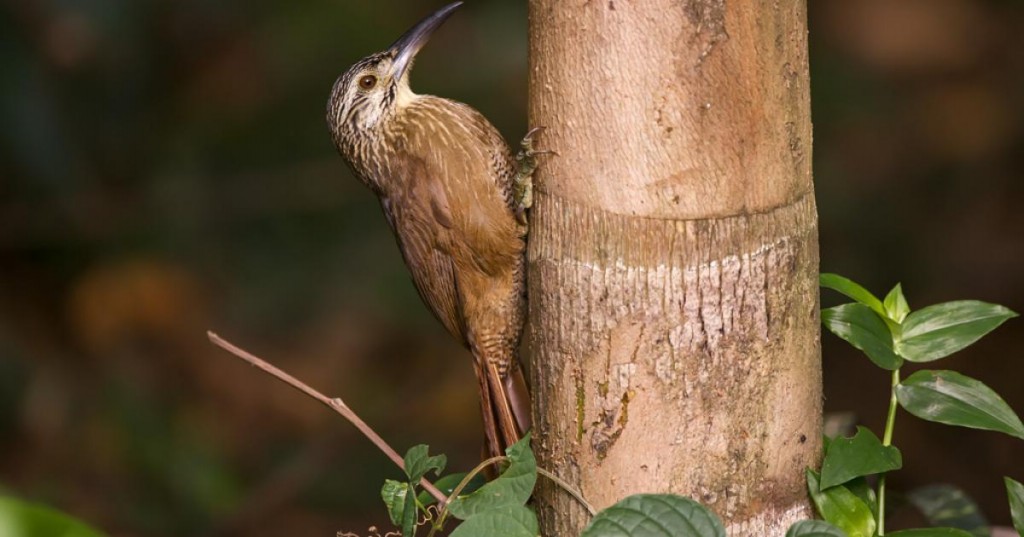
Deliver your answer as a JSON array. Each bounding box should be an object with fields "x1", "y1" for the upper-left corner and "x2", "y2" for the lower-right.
[{"x1": 207, "y1": 331, "x2": 447, "y2": 506}]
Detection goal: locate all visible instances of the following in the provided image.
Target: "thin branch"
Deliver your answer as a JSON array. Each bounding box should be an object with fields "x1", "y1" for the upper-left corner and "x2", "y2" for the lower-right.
[{"x1": 207, "y1": 331, "x2": 447, "y2": 506}]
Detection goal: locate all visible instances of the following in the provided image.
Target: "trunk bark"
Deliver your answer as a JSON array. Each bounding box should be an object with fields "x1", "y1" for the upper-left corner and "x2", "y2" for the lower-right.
[{"x1": 525, "y1": 0, "x2": 821, "y2": 535}]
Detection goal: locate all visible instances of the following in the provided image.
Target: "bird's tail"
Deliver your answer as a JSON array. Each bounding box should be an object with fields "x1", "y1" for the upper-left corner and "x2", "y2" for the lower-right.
[{"x1": 474, "y1": 358, "x2": 531, "y2": 460}]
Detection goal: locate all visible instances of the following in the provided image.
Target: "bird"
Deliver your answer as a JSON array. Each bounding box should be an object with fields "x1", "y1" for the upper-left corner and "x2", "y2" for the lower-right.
[{"x1": 325, "y1": 1, "x2": 541, "y2": 460}]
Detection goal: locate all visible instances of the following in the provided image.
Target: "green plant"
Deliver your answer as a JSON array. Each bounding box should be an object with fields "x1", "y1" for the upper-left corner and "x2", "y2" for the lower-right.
[
  {"x1": 374, "y1": 435, "x2": 731, "y2": 537},
  {"x1": 205, "y1": 273, "x2": 1024, "y2": 537},
  {"x1": 1006, "y1": 477, "x2": 1024, "y2": 536},
  {"x1": 379, "y1": 437, "x2": 538, "y2": 537},
  {"x1": 814, "y1": 273, "x2": 1021, "y2": 536},
  {"x1": 0, "y1": 496, "x2": 108, "y2": 537}
]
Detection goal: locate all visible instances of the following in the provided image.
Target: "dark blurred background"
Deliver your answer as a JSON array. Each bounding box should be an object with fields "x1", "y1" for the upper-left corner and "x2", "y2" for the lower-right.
[{"x1": 0, "y1": 0, "x2": 1020, "y2": 535}]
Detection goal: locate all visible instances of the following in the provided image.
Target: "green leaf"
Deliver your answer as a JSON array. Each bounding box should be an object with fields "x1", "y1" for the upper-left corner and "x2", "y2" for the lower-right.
[
  {"x1": 820, "y1": 274, "x2": 885, "y2": 316},
  {"x1": 381, "y1": 480, "x2": 417, "y2": 536},
  {"x1": 895, "y1": 370, "x2": 1024, "y2": 439},
  {"x1": 1006, "y1": 477, "x2": 1024, "y2": 537},
  {"x1": 504, "y1": 433, "x2": 532, "y2": 460},
  {"x1": 381, "y1": 480, "x2": 405, "y2": 526},
  {"x1": 896, "y1": 301, "x2": 1017, "y2": 362},
  {"x1": 844, "y1": 478, "x2": 878, "y2": 520},
  {"x1": 883, "y1": 283, "x2": 911, "y2": 324},
  {"x1": 417, "y1": 472, "x2": 486, "y2": 506},
  {"x1": 785, "y1": 520, "x2": 848, "y2": 537},
  {"x1": 449, "y1": 505, "x2": 539, "y2": 537},
  {"x1": 806, "y1": 469, "x2": 876, "y2": 537},
  {"x1": 907, "y1": 484, "x2": 989, "y2": 537},
  {"x1": 822, "y1": 303, "x2": 902, "y2": 370},
  {"x1": 581, "y1": 494, "x2": 725, "y2": 537},
  {"x1": 403, "y1": 444, "x2": 446, "y2": 483},
  {"x1": 820, "y1": 427, "x2": 902, "y2": 489},
  {"x1": 0, "y1": 496, "x2": 109, "y2": 537},
  {"x1": 886, "y1": 529, "x2": 975, "y2": 537},
  {"x1": 447, "y1": 434, "x2": 537, "y2": 521}
]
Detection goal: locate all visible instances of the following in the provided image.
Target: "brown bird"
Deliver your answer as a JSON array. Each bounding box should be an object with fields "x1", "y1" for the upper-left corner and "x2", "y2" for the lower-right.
[{"x1": 326, "y1": 2, "x2": 538, "y2": 459}]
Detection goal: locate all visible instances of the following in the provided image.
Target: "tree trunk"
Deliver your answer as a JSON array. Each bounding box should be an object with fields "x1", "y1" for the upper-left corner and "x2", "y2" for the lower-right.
[{"x1": 525, "y1": 0, "x2": 820, "y2": 535}]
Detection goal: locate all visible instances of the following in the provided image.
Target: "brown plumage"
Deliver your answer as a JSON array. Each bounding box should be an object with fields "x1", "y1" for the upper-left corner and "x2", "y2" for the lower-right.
[{"x1": 326, "y1": 2, "x2": 531, "y2": 458}]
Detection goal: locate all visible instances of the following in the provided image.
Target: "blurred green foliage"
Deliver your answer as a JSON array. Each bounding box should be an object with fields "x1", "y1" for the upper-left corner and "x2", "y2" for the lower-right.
[{"x1": 0, "y1": 496, "x2": 107, "y2": 537}]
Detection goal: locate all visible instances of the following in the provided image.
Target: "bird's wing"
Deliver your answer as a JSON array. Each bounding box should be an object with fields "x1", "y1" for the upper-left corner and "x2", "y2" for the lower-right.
[
  {"x1": 402, "y1": 98, "x2": 522, "y2": 277},
  {"x1": 380, "y1": 177, "x2": 466, "y2": 345}
]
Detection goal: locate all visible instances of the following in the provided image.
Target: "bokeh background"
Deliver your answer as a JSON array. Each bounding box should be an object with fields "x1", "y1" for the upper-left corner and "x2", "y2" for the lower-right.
[{"x1": 1, "y1": 0, "x2": 1021, "y2": 535}]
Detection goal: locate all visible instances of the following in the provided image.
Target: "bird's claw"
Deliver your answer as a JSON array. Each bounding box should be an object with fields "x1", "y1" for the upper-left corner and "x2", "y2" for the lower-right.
[{"x1": 514, "y1": 126, "x2": 554, "y2": 224}]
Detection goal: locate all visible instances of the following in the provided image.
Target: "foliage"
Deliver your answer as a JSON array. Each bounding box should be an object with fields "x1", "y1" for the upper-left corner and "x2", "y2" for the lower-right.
[
  {"x1": 18, "y1": 273, "x2": 1020, "y2": 536},
  {"x1": 895, "y1": 371, "x2": 1024, "y2": 439},
  {"x1": 1006, "y1": 478, "x2": 1024, "y2": 537},
  {"x1": 379, "y1": 436, "x2": 539, "y2": 536},
  {"x1": 819, "y1": 427, "x2": 901, "y2": 489},
  {"x1": 446, "y1": 437, "x2": 536, "y2": 520},
  {"x1": 906, "y1": 485, "x2": 989, "y2": 537},
  {"x1": 883, "y1": 530, "x2": 973, "y2": 537},
  {"x1": 786, "y1": 520, "x2": 848, "y2": 537},
  {"x1": 807, "y1": 469, "x2": 876, "y2": 537},
  {"x1": 580, "y1": 494, "x2": 725, "y2": 537},
  {"x1": 378, "y1": 437, "x2": 732, "y2": 537},
  {"x1": 272, "y1": 274, "x2": 1024, "y2": 536},
  {"x1": 816, "y1": 274, "x2": 1021, "y2": 536},
  {"x1": 0, "y1": 497, "x2": 109, "y2": 537}
]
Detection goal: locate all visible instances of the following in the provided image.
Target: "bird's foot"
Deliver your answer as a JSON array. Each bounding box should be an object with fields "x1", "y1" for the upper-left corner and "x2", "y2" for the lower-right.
[{"x1": 514, "y1": 126, "x2": 555, "y2": 224}]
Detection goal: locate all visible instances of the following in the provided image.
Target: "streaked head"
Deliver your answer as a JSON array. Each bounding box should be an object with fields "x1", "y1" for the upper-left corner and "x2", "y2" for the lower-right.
[{"x1": 327, "y1": 2, "x2": 462, "y2": 148}]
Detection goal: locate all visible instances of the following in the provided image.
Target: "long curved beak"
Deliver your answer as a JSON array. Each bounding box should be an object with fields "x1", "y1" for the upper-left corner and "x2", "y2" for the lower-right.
[{"x1": 389, "y1": 1, "x2": 463, "y2": 82}]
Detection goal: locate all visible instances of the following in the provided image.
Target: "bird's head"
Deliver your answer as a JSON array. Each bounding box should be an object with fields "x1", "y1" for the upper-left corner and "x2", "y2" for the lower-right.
[{"x1": 327, "y1": 2, "x2": 462, "y2": 148}]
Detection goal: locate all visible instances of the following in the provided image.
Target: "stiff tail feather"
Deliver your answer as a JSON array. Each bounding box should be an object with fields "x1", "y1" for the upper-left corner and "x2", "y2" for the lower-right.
[
  {"x1": 473, "y1": 359, "x2": 503, "y2": 462},
  {"x1": 500, "y1": 364, "x2": 532, "y2": 436},
  {"x1": 475, "y1": 360, "x2": 531, "y2": 461}
]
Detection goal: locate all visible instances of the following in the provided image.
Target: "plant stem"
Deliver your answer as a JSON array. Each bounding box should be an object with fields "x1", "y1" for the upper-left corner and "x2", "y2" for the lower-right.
[
  {"x1": 878, "y1": 367, "x2": 900, "y2": 536},
  {"x1": 882, "y1": 369, "x2": 899, "y2": 446},
  {"x1": 206, "y1": 331, "x2": 448, "y2": 505},
  {"x1": 537, "y1": 467, "x2": 596, "y2": 516},
  {"x1": 427, "y1": 455, "x2": 507, "y2": 537}
]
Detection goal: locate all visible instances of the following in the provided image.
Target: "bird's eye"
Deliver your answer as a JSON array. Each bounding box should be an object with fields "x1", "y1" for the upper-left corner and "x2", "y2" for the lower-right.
[{"x1": 358, "y1": 75, "x2": 377, "y2": 90}]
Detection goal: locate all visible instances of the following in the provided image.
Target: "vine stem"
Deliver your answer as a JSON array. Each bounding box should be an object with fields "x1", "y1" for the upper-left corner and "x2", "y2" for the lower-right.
[
  {"x1": 537, "y1": 468, "x2": 596, "y2": 516},
  {"x1": 207, "y1": 331, "x2": 448, "y2": 506},
  {"x1": 878, "y1": 367, "x2": 900, "y2": 536},
  {"x1": 425, "y1": 457, "x2": 597, "y2": 536},
  {"x1": 427, "y1": 455, "x2": 507, "y2": 537}
]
